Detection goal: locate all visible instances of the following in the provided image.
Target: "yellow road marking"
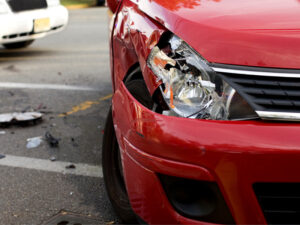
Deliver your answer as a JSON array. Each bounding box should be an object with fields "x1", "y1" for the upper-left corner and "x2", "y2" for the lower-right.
[
  {"x1": 59, "y1": 94, "x2": 112, "y2": 117},
  {"x1": 65, "y1": 4, "x2": 94, "y2": 10}
]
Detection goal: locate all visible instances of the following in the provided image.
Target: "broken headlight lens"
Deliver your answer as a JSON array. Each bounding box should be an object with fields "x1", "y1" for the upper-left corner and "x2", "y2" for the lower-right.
[{"x1": 147, "y1": 35, "x2": 257, "y2": 120}]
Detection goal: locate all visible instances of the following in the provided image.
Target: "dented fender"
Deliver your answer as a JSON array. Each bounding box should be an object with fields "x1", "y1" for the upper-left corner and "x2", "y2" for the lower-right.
[{"x1": 111, "y1": 0, "x2": 165, "y2": 95}]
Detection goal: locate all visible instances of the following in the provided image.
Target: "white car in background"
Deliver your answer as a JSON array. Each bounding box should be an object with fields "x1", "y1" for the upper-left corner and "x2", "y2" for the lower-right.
[{"x1": 0, "y1": 0, "x2": 68, "y2": 49}]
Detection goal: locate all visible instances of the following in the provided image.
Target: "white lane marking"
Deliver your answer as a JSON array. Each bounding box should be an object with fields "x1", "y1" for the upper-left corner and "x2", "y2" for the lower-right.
[
  {"x1": 0, "y1": 154, "x2": 103, "y2": 178},
  {"x1": 0, "y1": 82, "x2": 99, "y2": 91}
]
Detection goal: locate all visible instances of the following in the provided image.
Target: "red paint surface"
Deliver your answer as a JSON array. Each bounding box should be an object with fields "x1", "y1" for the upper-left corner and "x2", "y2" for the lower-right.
[
  {"x1": 111, "y1": 1, "x2": 164, "y2": 94},
  {"x1": 109, "y1": 0, "x2": 300, "y2": 224},
  {"x1": 113, "y1": 82, "x2": 300, "y2": 224},
  {"x1": 107, "y1": 0, "x2": 120, "y2": 13},
  {"x1": 138, "y1": 0, "x2": 300, "y2": 69}
]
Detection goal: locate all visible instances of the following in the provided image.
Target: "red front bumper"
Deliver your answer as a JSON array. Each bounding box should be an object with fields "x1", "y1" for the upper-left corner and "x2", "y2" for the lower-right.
[{"x1": 112, "y1": 82, "x2": 300, "y2": 224}]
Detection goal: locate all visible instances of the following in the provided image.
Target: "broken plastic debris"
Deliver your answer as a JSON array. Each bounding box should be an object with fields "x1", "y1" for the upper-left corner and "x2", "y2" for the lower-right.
[
  {"x1": 0, "y1": 154, "x2": 5, "y2": 159},
  {"x1": 66, "y1": 164, "x2": 76, "y2": 169},
  {"x1": 169, "y1": 35, "x2": 182, "y2": 50},
  {"x1": 26, "y1": 136, "x2": 43, "y2": 149},
  {"x1": 45, "y1": 132, "x2": 60, "y2": 148},
  {"x1": 50, "y1": 156, "x2": 57, "y2": 162},
  {"x1": 71, "y1": 137, "x2": 79, "y2": 147},
  {"x1": 0, "y1": 112, "x2": 43, "y2": 123}
]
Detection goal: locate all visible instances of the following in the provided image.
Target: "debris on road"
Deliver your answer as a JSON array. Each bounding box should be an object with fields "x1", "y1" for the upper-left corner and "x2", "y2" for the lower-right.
[
  {"x1": 8, "y1": 91, "x2": 14, "y2": 96},
  {"x1": 65, "y1": 164, "x2": 76, "y2": 169},
  {"x1": 45, "y1": 131, "x2": 60, "y2": 148},
  {"x1": 4, "y1": 64, "x2": 19, "y2": 72},
  {"x1": 0, "y1": 131, "x2": 6, "y2": 135},
  {"x1": 0, "y1": 154, "x2": 5, "y2": 159},
  {"x1": 0, "y1": 112, "x2": 43, "y2": 124},
  {"x1": 50, "y1": 156, "x2": 57, "y2": 162},
  {"x1": 71, "y1": 137, "x2": 79, "y2": 147},
  {"x1": 26, "y1": 136, "x2": 43, "y2": 149}
]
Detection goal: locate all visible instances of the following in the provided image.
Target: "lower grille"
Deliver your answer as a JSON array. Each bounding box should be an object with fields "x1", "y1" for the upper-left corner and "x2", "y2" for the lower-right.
[
  {"x1": 254, "y1": 183, "x2": 300, "y2": 224},
  {"x1": 6, "y1": 0, "x2": 47, "y2": 12}
]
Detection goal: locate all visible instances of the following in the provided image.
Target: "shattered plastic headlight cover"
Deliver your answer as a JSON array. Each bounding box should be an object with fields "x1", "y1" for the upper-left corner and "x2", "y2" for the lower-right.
[{"x1": 147, "y1": 35, "x2": 257, "y2": 120}]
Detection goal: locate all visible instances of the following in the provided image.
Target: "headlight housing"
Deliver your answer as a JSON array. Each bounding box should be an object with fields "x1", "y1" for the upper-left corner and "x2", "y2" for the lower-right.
[
  {"x1": 147, "y1": 34, "x2": 258, "y2": 121},
  {"x1": 0, "y1": 0, "x2": 10, "y2": 14}
]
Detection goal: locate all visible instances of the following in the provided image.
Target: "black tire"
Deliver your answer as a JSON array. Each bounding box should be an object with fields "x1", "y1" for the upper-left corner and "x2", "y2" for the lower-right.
[
  {"x1": 102, "y1": 79, "x2": 153, "y2": 224},
  {"x1": 3, "y1": 40, "x2": 34, "y2": 49},
  {"x1": 102, "y1": 108, "x2": 137, "y2": 224}
]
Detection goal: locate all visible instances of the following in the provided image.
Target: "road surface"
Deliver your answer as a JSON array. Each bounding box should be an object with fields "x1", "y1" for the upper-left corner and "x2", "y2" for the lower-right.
[{"x1": 0, "y1": 7, "x2": 119, "y2": 225}]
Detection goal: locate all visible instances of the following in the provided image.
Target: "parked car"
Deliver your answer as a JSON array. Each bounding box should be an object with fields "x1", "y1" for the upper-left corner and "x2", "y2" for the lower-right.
[
  {"x1": 103, "y1": 0, "x2": 300, "y2": 224},
  {"x1": 0, "y1": 0, "x2": 68, "y2": 49}
]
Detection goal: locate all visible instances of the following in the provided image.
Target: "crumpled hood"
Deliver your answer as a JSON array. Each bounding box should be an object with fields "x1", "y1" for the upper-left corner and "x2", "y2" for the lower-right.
[{"x1": 138, "y1": 0, "x2": 300, "y2": 69}]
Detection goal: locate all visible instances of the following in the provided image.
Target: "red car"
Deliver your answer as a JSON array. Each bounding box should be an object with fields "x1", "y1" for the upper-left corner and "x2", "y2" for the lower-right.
[{"x1": 102, "y1": 0, "x2": 300, "y2": 224}]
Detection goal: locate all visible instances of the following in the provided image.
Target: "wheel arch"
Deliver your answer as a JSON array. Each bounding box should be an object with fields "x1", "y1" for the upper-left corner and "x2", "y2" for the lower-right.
[{"x1": 112, "y1": 0, "x2": 167, "y2": 96}]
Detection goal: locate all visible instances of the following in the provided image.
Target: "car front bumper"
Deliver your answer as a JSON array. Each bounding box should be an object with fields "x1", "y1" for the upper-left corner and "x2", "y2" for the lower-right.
[
  {"x1": 112, "y1": 82, "x2": 300, "y2": 224},
  {"x1": 0, "y1": 5, "x2": 68, "y2": 44}
]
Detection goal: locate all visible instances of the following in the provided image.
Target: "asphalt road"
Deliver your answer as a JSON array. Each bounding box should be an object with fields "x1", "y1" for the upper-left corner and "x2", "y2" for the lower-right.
[{"x1": 0, "y1": 7, "x2": 118, "y2": 225}]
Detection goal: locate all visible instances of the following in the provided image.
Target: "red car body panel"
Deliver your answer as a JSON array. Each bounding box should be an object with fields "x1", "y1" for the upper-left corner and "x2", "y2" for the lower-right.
[
  {"x1": 112, "y1": 0, "x2": 165, "y2": 94},
  {"x1": 108, "y1": 0, "x2": 300, "y2": 224},
  {"x1": 136, "y1": 0, "x2": 300, "y2": 69},
  {"x1": 113, "y1": 82, "x2": 300, "y2": 224}
]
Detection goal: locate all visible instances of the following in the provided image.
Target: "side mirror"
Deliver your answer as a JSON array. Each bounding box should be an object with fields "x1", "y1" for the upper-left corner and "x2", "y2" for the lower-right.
[{"x1": 107, "y1": 0, "x2": 120, "y2": 13}]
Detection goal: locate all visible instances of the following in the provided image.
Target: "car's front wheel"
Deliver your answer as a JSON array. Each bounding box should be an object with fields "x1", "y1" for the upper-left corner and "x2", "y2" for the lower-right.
[
  {"x1": 102, "y1": 108, "x2": 137, "y2": 224},
  {"x1": 3, "y1": 40, "x2": 34, "y2": 49},
  {"x1": 102, "y1": 78, "x2": 153, "y2": 224}
]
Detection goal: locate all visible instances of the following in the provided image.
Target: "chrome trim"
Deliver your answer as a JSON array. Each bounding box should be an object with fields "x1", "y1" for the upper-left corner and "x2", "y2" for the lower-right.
[
  {"x1": 256, "y1": 111, "x2": 300, "y2": 121},
  {"x1": 226, "y1": 89, "x2": 236, "y2": 113},
  {"x1": 212, "y1": 67, "x2": 300, "y2": 78},
  {"x1": 212, "y1": 65, "x2": 300, "y2": 121}
]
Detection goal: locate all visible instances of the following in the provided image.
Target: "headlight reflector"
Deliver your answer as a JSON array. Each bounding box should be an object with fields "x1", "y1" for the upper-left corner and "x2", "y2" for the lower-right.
[{"x1": 147, "y1": 34, "x2": 258, "y2": 120}]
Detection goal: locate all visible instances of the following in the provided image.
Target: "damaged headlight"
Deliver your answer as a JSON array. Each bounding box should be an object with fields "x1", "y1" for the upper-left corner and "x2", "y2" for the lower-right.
[{"x1": 147, "y1": 34, "x2": 257, "y2": 120}]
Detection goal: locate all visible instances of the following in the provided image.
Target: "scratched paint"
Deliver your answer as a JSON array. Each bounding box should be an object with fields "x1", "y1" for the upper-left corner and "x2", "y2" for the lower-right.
[{"x1": 59, "y1": 94, "x2": 113, "y2": 117}]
